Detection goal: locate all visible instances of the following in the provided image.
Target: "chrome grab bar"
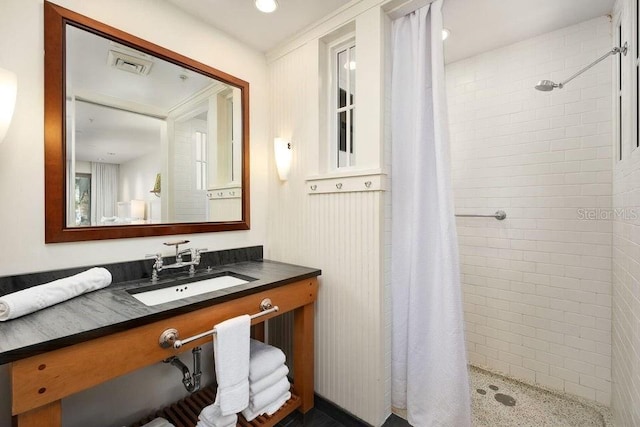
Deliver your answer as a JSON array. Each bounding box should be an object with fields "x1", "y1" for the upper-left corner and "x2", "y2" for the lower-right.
[
  {"x1": 159, "y1": 298, "x2": 279, "y2": 349},
  {"x1": 455, "y1": 210, "x2": 507, "y2": 221}
]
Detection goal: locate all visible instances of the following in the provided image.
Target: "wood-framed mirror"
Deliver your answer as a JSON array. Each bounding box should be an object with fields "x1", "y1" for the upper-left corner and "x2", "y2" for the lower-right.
[{"x1": 44, "y1": 1, "x2": 250, "y2": 243}]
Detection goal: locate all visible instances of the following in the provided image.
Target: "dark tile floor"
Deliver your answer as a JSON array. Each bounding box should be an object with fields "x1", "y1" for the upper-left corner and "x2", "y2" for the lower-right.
[
  {"x1": 278, "y1": 410, "x2": 410, "y2": 427},
  {"x1": 278, "y1": 409, "x2": 343, "y2": 426}
]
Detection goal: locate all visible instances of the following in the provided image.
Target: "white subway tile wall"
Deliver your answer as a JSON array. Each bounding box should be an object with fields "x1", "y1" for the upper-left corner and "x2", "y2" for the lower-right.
[
  {"x1": 611, "y1": 0, "x2": 640, "y2": 423},
  {"x1": 446, "y1": 17, "x2": 613, "y2": 404}
]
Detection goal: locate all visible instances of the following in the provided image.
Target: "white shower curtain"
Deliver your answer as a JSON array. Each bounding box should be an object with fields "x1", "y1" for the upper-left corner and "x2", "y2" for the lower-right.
[
  {"x1": 391, "y1": 1, "x2": 471, "y2": 426},
  {"x1": 90, "y1": 162, "x2": 119, "y2": 225}
]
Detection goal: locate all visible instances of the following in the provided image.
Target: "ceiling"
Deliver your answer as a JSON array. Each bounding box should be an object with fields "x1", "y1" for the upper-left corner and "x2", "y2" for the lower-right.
[
  {"x1": 166, "y1": 0, "x2": 352, "y2": 53},
  {"x1": 441, "y1": 0, "x2": 616, "y2": 63},
  {"x1": 166, "y1": 0, "x2": 615, "y2": 62}
]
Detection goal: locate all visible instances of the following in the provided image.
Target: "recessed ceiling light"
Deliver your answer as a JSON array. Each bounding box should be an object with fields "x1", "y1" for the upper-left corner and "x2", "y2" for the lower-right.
[
  {"x1": 255, "y1": 0, "x2": 278, "y2": 13},
  {"x1": 442, "y1": 28, "x2": 450, "y2": 41}
]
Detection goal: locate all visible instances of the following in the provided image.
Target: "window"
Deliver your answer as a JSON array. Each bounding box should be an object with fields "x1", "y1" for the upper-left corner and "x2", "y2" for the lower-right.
[
  {"x1": 195, "y1": 130, "x2": 207, "y2": 190},
  {"x1": 330, "y1": 39, "x2": 356, "y2": 169}
]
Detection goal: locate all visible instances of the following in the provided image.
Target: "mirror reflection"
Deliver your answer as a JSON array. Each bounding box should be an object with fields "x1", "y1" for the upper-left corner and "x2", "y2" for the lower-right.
[{"x1": 65, "y1": 25, "x2": 243, "y2": 227}]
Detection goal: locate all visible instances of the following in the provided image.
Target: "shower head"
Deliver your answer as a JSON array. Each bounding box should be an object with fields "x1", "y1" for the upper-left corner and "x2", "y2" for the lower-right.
[
  {"x1": 534, "y1": 80, "x2": 561, "y2": 91},
  {"x1": 535, "y1": 43, "x2": 628, "y2": 92}
]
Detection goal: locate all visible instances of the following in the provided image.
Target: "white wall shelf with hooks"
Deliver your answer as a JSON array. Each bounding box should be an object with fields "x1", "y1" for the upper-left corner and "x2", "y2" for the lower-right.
[{"x1": 305, "y1": 170, "x2": 386, "y2": 194}]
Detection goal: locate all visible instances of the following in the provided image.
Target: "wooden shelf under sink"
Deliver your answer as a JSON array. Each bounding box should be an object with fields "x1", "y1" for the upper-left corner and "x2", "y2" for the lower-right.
[{"x1": 131, "y1": 384, "x2": 301, "y2": 427}]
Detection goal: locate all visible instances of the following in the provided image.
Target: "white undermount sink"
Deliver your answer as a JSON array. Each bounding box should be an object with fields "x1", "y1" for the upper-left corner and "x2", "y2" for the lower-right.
[{"x1": 128, "y1": 272, "x2": 255, "y2": 306}]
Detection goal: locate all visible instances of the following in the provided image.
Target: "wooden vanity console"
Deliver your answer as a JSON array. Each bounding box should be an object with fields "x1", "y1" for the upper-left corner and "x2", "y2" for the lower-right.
[{"x1": 10, "y1": 277, "x2": 318, "y2": 427}]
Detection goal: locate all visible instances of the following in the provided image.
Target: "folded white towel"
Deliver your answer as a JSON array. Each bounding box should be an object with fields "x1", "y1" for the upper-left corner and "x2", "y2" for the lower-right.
[
  {"x1": 141, "y1": 418, "x2": 174, "y2": 427},
  {"x1": 249, "y1": 339, "x2": 286, "y2": 382},
  {"x1": 249, "y1": 376, "x2": 291, "y2": 411},
  {"x1": 197, "y1": 402, "x2": 237, "y2": 427},
  {"x1": 214, "y1": 314, "x2": 250, "y2": 416},
  {"x1": 265, "y1": 391, "x2": 291, "y2": 416},
  {"x1": 241, "y1": 391, "x2": 291, "y2": 422},
  {"x1": 0, "y1": 267, "x2": 112, "y2": 321},
  {"x1": 250, "y1": 364, "x2": 289, "y2": 395}
]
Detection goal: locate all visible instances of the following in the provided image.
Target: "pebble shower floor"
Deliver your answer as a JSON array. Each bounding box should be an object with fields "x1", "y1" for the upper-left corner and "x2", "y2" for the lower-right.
[{"x1": 470, "y1": 366, "x2": 613, "y2": 427}]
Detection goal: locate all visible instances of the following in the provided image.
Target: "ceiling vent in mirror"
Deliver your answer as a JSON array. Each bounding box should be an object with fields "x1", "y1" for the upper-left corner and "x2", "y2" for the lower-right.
[{"x1": 107, "y1": 44, "x2": 153, "y2": 75}]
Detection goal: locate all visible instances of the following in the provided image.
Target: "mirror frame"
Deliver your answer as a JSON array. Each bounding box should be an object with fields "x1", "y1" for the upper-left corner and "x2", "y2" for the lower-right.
[{"x1": 44, "y1": 1, "x2": 250, "y2": 243}]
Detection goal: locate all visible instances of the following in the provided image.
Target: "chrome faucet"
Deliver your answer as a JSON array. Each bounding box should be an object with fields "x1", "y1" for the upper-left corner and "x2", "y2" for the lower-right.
[{"x1": 146, "y1": 240, "x2": 207, "y2": 282}]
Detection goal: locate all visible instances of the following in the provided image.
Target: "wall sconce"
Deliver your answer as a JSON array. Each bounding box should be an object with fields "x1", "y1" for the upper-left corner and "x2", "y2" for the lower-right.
[
  {"x1": 274, "y1": 137, "x2": 292, "y2": 181},
  {"x1": 0, "y1": 67, "x2": 17, "y2": 144}
]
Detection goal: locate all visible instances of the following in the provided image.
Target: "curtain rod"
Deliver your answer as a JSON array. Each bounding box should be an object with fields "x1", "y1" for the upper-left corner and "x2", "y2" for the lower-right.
[{"x1": 386, "y1": 0, "x2": 436, "y2": 20}]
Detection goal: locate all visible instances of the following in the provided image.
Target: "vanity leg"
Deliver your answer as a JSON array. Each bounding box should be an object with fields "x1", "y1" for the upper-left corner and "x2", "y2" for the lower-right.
[
  {"x1": 250, "y1": 323, "x2": 265, "y2": 342},
  {"x1": 13, "y1": 401, "x2": 61, "y2": 427},
  {"x1": 293, "y1": 302, "x2": 314, "y2": 413}
]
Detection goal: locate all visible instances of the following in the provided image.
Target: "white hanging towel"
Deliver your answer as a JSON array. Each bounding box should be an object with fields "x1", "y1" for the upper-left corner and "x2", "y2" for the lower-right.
[
  {"x1": 0, "y1": 267, "x2": 112, "y2": 321},
  {"x1": 213, "y1": 314, "x2": 251, "y2": 415},
  {"x1": 141, "y1": 418, "x2": 174, "y2": 427},
  {"x1": 196, "y1": 402, "x2": 237, "y2": 427}
]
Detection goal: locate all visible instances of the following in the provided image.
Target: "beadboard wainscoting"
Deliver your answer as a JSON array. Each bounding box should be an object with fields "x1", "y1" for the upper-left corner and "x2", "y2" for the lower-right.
[{"x1": 266, "y1": 35, "x2": 389, "y2": 425}]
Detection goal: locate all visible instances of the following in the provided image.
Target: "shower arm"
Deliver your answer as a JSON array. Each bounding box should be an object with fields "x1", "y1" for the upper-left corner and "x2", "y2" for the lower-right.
[{"x1": 556, "y1": 43, "x2": 627, "y2": 89}]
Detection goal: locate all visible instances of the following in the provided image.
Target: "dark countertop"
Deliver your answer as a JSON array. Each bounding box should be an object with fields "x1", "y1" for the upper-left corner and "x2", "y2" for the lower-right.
[{"x1": 0, "y1": 258, "x2": 320, "y2": 365}]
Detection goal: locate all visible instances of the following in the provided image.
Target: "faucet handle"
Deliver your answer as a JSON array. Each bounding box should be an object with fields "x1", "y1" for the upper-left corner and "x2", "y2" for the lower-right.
[
  {"x1": 164, "y1": 240, "x2": 190, "y2": 259},
  {"x1": 163, "y1": 240, "x2": 190, "y2": 247},
  {"x1": 145, "y1": 253, "x2": 162, "y2": 260}
]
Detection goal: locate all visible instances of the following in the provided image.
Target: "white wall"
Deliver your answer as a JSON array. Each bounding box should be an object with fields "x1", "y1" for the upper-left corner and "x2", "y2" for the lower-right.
[
  {"x1": 0, "y1": 0, "x2": 268, "y2": 425},
  {"x1": 447, "y1": 16, "x2": 614, "y2": 404},
  {"x1": 611, "y1": 0, "x2": 640, "y2": 424},
  {"x1": 119, "y1": 150, "x2": 161, "y2": 217},
  {"x1": 266, "y1": 1, "x2": 390, "y2": 425}
]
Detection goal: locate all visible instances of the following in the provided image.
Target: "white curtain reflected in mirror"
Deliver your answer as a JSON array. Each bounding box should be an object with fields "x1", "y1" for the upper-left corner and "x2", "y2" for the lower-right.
[{"x1": 90, "y1": 162, "x2": 119, "y2": 224}]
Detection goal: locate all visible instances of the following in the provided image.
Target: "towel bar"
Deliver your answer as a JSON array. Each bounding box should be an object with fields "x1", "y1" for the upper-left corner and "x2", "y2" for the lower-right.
[
  {"x1": 159, "y1": 298, "x2": 279, "y2": 349},
  {"x1": 455, "y1": 210, "x2": 507, "y2": 220}
]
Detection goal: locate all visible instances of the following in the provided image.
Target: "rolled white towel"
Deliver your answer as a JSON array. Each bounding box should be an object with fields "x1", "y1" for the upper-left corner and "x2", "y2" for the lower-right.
[
  {"x1": 249, "y1": 339, "x2": 286, "y2": 382},
  {"x1": 241, "y1": 391, "x2": 291, "y2": 422},
  {"x1": 249, "y1": 376, "x2": 290, "y2": 411},
  {"x1": 141, "y1": 418, "x2": 174, "y2": 427},
  {"x1": 0, "y1": 267, "x2": 112, "y2": 321},
  {"x1": 197, "y1": 402, "x2": 237, "y2": 427},
  {"x1": 250, "y1": 364, "x2": 289, "y2": 395}
]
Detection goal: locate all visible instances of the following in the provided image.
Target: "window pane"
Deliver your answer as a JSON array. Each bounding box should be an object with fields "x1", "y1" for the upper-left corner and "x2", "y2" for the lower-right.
[
  {"x1": 195, "y1": 132, "x2": 202, "y2": 161},
  {"x1": 196, "y1": 163, "x2": 202, "y2": 190},
  {"x1": 349, "y1": 46, "x2": 356, "y2": 105},
  {"x1": 338, "y1": 111, "x2": 347, "y2": 168},
  {"x1": 202, "y1": 132, "x2": 207, "y2": 158},
  {"x1": 350, "y1": 108, "x2": 355, "y2": 155},
  {"x1": 338, "y1": 49, "x2": 347, "y2": 108}
]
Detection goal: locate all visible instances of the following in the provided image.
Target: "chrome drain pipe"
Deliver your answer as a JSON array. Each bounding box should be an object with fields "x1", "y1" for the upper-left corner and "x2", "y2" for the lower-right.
[{"x1": 163, "y1": 346, "x2": 202, "y2": 392}]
